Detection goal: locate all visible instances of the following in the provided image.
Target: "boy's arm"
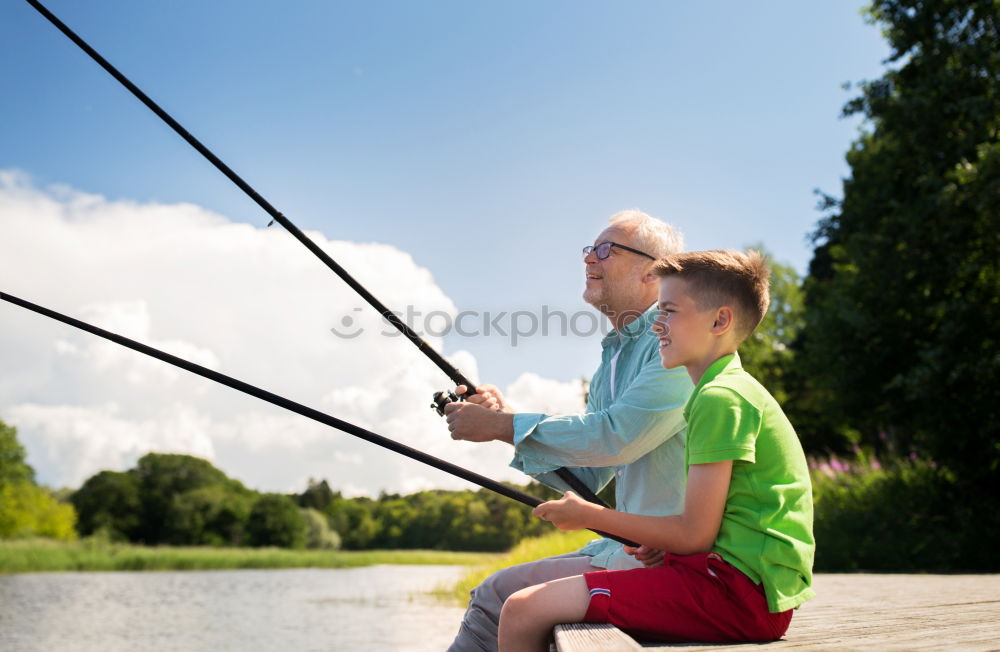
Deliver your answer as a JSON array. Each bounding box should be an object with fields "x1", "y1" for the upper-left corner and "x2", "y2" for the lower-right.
[{"x1": 533, "y1": 461, "x2": 733, "y2": 555}]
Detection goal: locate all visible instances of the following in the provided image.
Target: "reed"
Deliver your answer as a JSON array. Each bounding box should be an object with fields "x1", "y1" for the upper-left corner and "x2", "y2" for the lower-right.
[{"x1": 0, "y1": 538, "x2": 492, "y2": 573}]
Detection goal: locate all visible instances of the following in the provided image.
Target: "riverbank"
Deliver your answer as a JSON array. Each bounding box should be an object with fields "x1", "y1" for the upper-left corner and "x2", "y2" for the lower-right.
[{"x1": 0, "y1": 538, "x2": 495, "y2": 573}]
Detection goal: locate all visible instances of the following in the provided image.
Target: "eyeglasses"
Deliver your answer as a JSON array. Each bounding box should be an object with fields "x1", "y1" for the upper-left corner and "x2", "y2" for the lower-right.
[{"x1": 582, "y1": 241, "x2": 655, "y2": 261}]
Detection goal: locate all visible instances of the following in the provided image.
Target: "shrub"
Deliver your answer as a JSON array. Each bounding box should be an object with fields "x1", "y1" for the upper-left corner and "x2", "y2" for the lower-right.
[
  {"x1": 812, "y1": 455, "x2": 998, "y2": 571},
  {"x1": 302, "y1": 508, "x2": 341, "y2": 550},
  {"x1": 0, "y1": 482, "x2": 77, "y2": 540}
]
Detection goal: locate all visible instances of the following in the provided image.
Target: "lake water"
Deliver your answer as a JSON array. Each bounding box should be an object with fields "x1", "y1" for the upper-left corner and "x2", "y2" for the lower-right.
[{"x1": 0, "y1": 565, "x2": 468, "y2": 651}]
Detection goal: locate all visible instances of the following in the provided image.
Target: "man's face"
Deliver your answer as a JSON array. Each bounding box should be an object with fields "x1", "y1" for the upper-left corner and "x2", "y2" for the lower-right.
[
  {"x1": 651, "y1": 276, "x2": 716, "y2": 370},
  {"x1": 583, "y1": 226, "x2": 652, "y2": 312}
]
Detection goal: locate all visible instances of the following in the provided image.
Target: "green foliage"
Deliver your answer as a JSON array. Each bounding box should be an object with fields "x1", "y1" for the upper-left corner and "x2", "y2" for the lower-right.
[
  {"x1": 73, "y1": 453, "x2": 255, "y2": 547},
  {"x1": 738, "y1": 248, "x2": 806, "y2": 406},
  {"x1": 298, "y1": 478, "x2": 336, "y2": 511},
  {"x1": 328, "y1": 496, "x2": 380, "y2": 549},
  {"x1": 71, "y1": 470, "x2": 141, "y2": 541},
  {"x1": 0, "y1": 420, "x2": 35, "y2": 487},
  {"x1": 0, "y1": 418, "x2": 76, "y2": 541},
  {"x1": 301, "y1": 507, "x2": 342, "y2": 550},
  {"x1": 133, "y1": 453, "x2": 241, "y2": 544},
  {"x1": 167, "y1": 485, "x2": 254, "y2": 546},
  {"x1": 0, "y1": 482, "x2": 78, "y2": 540},
  {"x1": 812, "y1": 455, "x2": 998, "y2": 571},
  {"x1": 733, "y1": 250, "x2": 847, "y2": 454},
  {"x1": 803, "y1": 0, "x2": 1000, "y2": 484},
  {"x1": 247, "y1": 494, "x2": 307, "y2": 549}
]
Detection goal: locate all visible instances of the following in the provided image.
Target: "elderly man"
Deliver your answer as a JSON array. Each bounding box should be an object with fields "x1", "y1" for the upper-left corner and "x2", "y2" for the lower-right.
[{"x1": 443, "y1": 210, "x2": 694, "y2": 652}]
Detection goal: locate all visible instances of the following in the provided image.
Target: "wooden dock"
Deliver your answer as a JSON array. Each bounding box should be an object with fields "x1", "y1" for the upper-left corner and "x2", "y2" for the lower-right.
[{"x1": 554, "y1": 573, "x2": 1000, "y2": 651}]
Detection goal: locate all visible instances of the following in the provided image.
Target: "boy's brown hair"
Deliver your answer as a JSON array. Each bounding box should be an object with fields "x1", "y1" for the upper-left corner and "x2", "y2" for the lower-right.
[{"x1": 653, "y1": 249, "x2": 770, "y2": 344}]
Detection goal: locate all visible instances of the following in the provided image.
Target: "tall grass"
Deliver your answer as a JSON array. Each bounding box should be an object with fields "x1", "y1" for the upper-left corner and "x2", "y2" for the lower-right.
[
  {"x1": 436, "y1": 529, "x2": 597, "y2": 604},
  {"x1": 0, "y1": 538, "x2": 492, "y2": 574}
]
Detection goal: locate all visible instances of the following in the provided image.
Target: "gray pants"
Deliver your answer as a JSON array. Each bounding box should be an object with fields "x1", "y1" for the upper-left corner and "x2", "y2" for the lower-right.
[{"x1": 447, "y1": 552, "x2": 600, "y2": 652}]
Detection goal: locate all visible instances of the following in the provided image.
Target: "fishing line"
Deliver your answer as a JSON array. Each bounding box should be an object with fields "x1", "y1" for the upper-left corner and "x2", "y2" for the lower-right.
[{"x1": 24, "y1": 0, "x2": 608, "y2": 508}]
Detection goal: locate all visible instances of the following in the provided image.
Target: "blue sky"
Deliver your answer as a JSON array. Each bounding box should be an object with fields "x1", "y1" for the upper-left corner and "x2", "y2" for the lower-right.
[{"x1": 2, "y1": 1, "x2": 890, "y2": 421}]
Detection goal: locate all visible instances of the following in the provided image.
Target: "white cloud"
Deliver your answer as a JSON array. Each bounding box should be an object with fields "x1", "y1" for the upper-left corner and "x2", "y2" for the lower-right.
[
  {"x1": 505, "y1": 372, "x2": 588, "y2": 415},
  {"x1": 3, "y1": 402, "x2": 216, "y2": 488},
  {"x1": 0, "y1": 171, "x2": 585, "y2": 494}
]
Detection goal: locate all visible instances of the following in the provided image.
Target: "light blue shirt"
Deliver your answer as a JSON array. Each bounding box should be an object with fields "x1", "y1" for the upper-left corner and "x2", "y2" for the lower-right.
[{"x1": 510, "y1": 305, "x2": 693, "y2": 569}]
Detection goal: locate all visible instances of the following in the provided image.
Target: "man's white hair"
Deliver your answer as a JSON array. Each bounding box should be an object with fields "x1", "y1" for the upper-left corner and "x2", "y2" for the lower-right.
[{"x1": 608, "y1": 209, "x2": 684, "y2": 259}]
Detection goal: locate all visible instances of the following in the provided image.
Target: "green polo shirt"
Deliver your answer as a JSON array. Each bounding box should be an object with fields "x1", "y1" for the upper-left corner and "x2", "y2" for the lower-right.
[{"x1": 684, "y1": 353, "x2": 815, "y2": 613}]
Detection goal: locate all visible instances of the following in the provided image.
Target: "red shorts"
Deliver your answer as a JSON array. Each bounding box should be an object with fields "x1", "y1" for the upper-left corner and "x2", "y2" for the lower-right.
[{"x1": 583, "y1": 552, "x2": 792, "y2": 643}]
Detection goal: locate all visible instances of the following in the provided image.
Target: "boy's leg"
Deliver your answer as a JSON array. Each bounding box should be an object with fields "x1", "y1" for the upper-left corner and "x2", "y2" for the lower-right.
[
  {"x1": 448, "y1": 552, "x2": 598, "y2": 652},
  {"x1": 498, "y1": 574, "x2": 590, "y2": 652}
]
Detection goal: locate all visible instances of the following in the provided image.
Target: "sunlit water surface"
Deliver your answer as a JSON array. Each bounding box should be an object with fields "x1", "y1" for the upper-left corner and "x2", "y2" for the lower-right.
[{"x1": 0, "y1": 565, "x2": 468, "y2": 651}]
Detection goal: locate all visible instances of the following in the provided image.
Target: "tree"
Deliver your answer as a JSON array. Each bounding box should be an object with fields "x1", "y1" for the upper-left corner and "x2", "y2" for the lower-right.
[
  {"x1": 298, "y1": 478, "x2": 335, "y2": 512},
  {"x1": 0, "y1": 419, "x2": 34, "y2": 487},
  {"x1": 0, "y1": 481, "x2": 77, "y2": 540},
  {"x1": 739, "y1": 248, "x2": 804, "y2": 407},
  {"x1": 0, "y1": 417, "x2": 76, "y2": 540},
  {"x1": 132, "y1": 453, "x2": 234, "y2": 544},
  {"x1": 71, "y1": 470, "x2": 141, "y2": 540},
  {"x1": 803, "y1": 0, "x2": 1000, "y2": 484},
  {"x1": 333, "y1": 497, "x2": 380, "y2": 549},
  {"x1": 247, "y1": 493, "x2": 307, "y2": 549},
  {"x1": 167, "y1": 486, "x2": 254, "y2": 546}
]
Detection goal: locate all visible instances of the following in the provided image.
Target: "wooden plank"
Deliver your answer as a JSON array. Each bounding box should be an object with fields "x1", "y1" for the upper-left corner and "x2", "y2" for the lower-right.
[
  {"x1": 553, "y1": 574, "x2": 1000, "y2": 651},
  {"x1": 554, "y1": 623, "x2": 644, "y2": 651}
]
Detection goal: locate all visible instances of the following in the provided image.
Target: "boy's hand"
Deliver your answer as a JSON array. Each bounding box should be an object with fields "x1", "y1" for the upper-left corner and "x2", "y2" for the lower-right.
[
  {"x1": 623, "y1": 544, "x2": 666, "y2": 568},
  {"x1": 532, "y1": 491, "x2": 601, "y2": 531},
  {"x1": 455, "y1": 384, "x2": 512, "y2": 413}
]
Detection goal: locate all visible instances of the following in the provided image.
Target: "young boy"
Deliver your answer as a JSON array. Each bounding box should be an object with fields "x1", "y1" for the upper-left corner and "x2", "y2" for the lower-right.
[{"x1": 497, "y1": 249, "x2": 815, "y2": 650}]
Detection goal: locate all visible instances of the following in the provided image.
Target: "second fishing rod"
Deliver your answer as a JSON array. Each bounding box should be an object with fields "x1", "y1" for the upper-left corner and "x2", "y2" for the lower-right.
[
  {"x1": 26, "y1": 0, "x2": 609, "y2": 508},
  {"x1": 0, "y1": 289, "x2": 635, "y2": 548}
]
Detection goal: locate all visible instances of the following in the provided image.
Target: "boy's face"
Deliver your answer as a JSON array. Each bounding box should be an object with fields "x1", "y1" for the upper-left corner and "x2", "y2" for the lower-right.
[{"x1": 651, "y1": 276, "x2": 718, "y2": 371}]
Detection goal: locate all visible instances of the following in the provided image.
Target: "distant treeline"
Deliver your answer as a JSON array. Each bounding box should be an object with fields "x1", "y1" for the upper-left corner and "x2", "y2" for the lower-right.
[
  {"x1": 1, "y1": 417, "x2": 571, "y2": 551},
  {"x1": 69, "y1": 450, "x2": 565, "y2": 551}
]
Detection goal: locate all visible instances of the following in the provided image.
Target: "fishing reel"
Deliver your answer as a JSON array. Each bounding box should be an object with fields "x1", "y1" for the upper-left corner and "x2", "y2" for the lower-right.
[{"x1": 431, "y1": 390, "x2": 461, "y2": 416}]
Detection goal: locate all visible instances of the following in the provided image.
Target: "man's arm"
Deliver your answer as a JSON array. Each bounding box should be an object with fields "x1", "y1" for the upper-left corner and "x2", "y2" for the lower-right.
[
  {"x1": 443, "y1": 401, "x2": 617, "y2": 496},
  {"x1": 446, "y1": 354, "x2": 689, "y2": 469},
  {"x1": 509, "y1": 357, "x2": 690, "y2": 473}
]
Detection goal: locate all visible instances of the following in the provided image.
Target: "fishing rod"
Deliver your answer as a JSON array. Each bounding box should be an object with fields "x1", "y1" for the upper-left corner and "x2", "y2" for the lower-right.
[
  {"x1": 24, "y1": 0, "x2": 609, "y2": 508},
  {"x1": 0, "y1": 290, "x2": 635, "y2": 546}
]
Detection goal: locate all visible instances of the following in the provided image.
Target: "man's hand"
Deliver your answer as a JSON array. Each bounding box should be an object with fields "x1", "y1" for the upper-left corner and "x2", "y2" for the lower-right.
[
  {"x1": 455, "y1": 384, "x2": 513, "y2": 413},
  {"x1": 532, "y1": 491, "x2": 602, "y2": 531},
  {"x1": 623, "y1": 544, "x2": 666, "y2": 568},
  {"x1": 444, "y1": 401, "x2": 515, "y2": 444}
]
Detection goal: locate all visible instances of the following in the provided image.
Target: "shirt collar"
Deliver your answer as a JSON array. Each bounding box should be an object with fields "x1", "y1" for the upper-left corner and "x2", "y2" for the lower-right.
[
  {"x1": 692, "y1": 351, "x2": 742, "y2": 394},
  {"x1": 601, "y1": 304, "x2": 657, "y2": 349}
]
